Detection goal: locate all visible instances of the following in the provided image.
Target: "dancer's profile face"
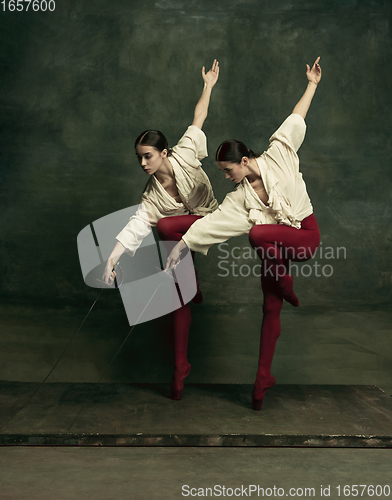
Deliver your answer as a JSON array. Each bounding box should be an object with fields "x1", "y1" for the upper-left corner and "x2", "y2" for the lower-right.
[
  {"x1": 136, "y1": 145, "x2": 167, "y2": 175},
  {"x1": 217, "y1": 161, "x2": 245, "y2": 184}
]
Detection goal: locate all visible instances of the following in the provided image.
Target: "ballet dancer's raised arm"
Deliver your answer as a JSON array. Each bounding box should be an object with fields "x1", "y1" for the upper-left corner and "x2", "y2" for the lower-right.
[
  {"x1": 192, "y1": 59, "x2": 220, "y2": 129},
  {"x1": 102, "y1": 60, "x2": 220, "y2": 285},
  {"x1": 292, "y1": 57, "x2": 322, "y2": 119}
]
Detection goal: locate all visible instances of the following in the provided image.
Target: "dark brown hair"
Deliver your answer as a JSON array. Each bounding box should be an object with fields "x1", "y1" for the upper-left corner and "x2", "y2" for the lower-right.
[
  {"x1": 134, "y1": 130, "x2": 172, "y2": 156},
  {"x1": 215, "y1": 140, "x2": 257, "y2": 162}
]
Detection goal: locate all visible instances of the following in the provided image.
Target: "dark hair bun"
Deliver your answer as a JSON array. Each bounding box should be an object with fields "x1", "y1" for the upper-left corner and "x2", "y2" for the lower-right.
[
  {"x1": 215, "y1": 140, "x2": 257, "y2": 162},
  {"x1": 135, "y1": 130, "x2": 169, "y2": 154}
]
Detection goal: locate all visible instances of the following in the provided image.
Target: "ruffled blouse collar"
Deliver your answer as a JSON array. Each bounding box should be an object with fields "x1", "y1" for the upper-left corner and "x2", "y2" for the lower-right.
[
  {"x1": 147, "y1": 154, "x2": 197, "y2": 211},
  {"x1": 169, "y1": 154, "x2": 196, "y2": 205},
  {"x1": 241, "y1": 157, "x2": 301, "y2": 229}
]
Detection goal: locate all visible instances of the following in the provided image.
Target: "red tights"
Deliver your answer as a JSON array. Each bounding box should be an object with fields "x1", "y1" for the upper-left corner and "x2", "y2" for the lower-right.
[
  {"x1": 156, "y1": 215, "x2": 203, "y2": 399},
  {"x1": 248, "y1": 213, "x2": 320, "y2": 409}
]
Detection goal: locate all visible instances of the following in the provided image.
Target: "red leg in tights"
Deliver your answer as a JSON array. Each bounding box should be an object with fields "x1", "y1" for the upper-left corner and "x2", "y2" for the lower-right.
[
  {"x1": 169, "y1": 283, "x2": 192, "y2": 399},
  {"x1": 252, "y1": 276, "x2": 282, "y2": 410},
  {"x1": 156, "y1": 215, "x2": 203, "y2": 400},
  {"x1": 249, "y1": 214, "x2": 320, "y2": 410},
  {"x1": 157, "y1": 215, "x2": 203, "y2": 304},
  {"x1": 249, "y1": 214, "x2": 320, "y2": 307}
]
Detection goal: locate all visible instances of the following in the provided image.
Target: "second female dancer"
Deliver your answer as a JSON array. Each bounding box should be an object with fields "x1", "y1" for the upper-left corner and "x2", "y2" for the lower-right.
[
  {"x1": 102, "y1": 60, "x2": 220, "y2": 400},
  {"x1": 166, "y1": 57, "x2": 322, "y2": 410}
]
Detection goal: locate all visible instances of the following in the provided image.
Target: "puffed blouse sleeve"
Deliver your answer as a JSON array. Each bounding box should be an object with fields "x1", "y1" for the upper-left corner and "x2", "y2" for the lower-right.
[
  {"x1": 115, "y1": 190, "x2": 162, "y2": 257},
  {"x1": 171, "y1": 125, "x2": 208, "y2": 169},
  {"x1": 182, "y1": 186, "x2": 253, "y2": 255},
  {"x1": 263, "y1": 113, "x2": 306, "y2": 179}
]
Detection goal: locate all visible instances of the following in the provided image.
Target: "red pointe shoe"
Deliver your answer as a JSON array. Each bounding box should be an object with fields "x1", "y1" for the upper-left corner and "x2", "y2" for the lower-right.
[
  {"x1": 277, "y1": 275, "x2": 300, "y2": 307},
  {"x1": 251, "y1": 376, "x2": 276, "y2": 411},
  {"x1": 170, "y1": 361, "x2": 191, "y2": 400}
]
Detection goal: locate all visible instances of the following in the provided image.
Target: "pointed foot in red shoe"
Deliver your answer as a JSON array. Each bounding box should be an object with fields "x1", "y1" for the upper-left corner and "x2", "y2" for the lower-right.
[
  {"x1": 170, "y1": 383, "x2": 184, "y2": 400},
  {"x1": 251, "y1": 392, "x2": 264, "y2": 411},
  {"x1": 251, "y1": 376, "x2": 276, "y2": 411},
  {"x1": 278, "y1": 275, "x2": 300, "y2": 307},
  {"x1": 170, "y1": 363, "x2": 191, "y2": 400}
]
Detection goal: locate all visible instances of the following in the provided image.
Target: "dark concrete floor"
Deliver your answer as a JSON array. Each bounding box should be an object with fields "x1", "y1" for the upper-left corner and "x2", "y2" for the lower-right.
[
  {"x1": 1, "y1": 304, "x2": 391, "y2": 497},
  {"x1": 1, "y1": 447, "x2": 391, "y2": 500},
  {"x1": 1, "y1": 303, "x2": 391, "y2": 395},
  {"x1": 1, "y1": 383, "x2": 391, "y2": 447}
]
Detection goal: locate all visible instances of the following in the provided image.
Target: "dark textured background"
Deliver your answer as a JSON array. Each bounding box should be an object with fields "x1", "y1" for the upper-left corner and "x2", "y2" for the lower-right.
[{"x1": 0, "y1": 0, "x2": 391, "y2": 387}]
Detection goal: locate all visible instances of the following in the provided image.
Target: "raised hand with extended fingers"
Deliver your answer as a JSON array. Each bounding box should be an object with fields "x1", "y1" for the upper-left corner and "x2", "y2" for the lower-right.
[
  {"x1": 202, "y1": 59, "x2": 220, "y2": 89},
  {"x1": 192, "y1": 58, "x2": 220, "y2": 129},
  {"x1": 306, "y1": 56, "x2": 322, "y2": 85}
]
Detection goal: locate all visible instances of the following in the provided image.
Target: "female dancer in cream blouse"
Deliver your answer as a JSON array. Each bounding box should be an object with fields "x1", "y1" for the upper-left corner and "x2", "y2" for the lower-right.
[
  {"x1": 102, "y1": 60, "x2": 220, "y2": 400},
  {"x1": 166, "y1": 57, "x2": 322, "y2": 410}
]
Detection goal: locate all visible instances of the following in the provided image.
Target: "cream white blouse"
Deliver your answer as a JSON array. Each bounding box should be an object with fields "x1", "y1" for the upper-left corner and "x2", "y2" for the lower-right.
[
  {"x1": 116, "y1": 125, "x2": 219, "y2": 256},
  {"x1": 182, "y1": 114, "x2": 313, "y2": 255}
]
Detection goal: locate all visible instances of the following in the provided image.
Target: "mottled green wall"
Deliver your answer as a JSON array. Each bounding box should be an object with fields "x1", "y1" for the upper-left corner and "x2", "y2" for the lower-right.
[{"x1": 0, "y1": 0, "x2": 391, "y2": 385}]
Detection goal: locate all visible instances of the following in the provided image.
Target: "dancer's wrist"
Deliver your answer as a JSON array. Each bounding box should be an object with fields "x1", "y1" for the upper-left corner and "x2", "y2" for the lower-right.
[{"x1": 179, "y1": 239, "x2": 188, "y2": 251}]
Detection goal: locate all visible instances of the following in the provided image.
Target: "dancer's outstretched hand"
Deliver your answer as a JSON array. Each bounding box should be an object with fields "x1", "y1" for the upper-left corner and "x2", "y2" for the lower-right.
[
  {"x1": 202, "y1": 59, "x2": 219, "y2": 88},
  {"x1": 102, "y1": 260, "x2": 116, "y2": 286},
  {"x1": 165, "y1": 246, "x2": 181, "y2": 271},
  {"x1": 165, "y1": 240, "x2": 187, "y2": 271},
  {"x1": 306, "y1": 57, "x2": 322, "y2": 85}
]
